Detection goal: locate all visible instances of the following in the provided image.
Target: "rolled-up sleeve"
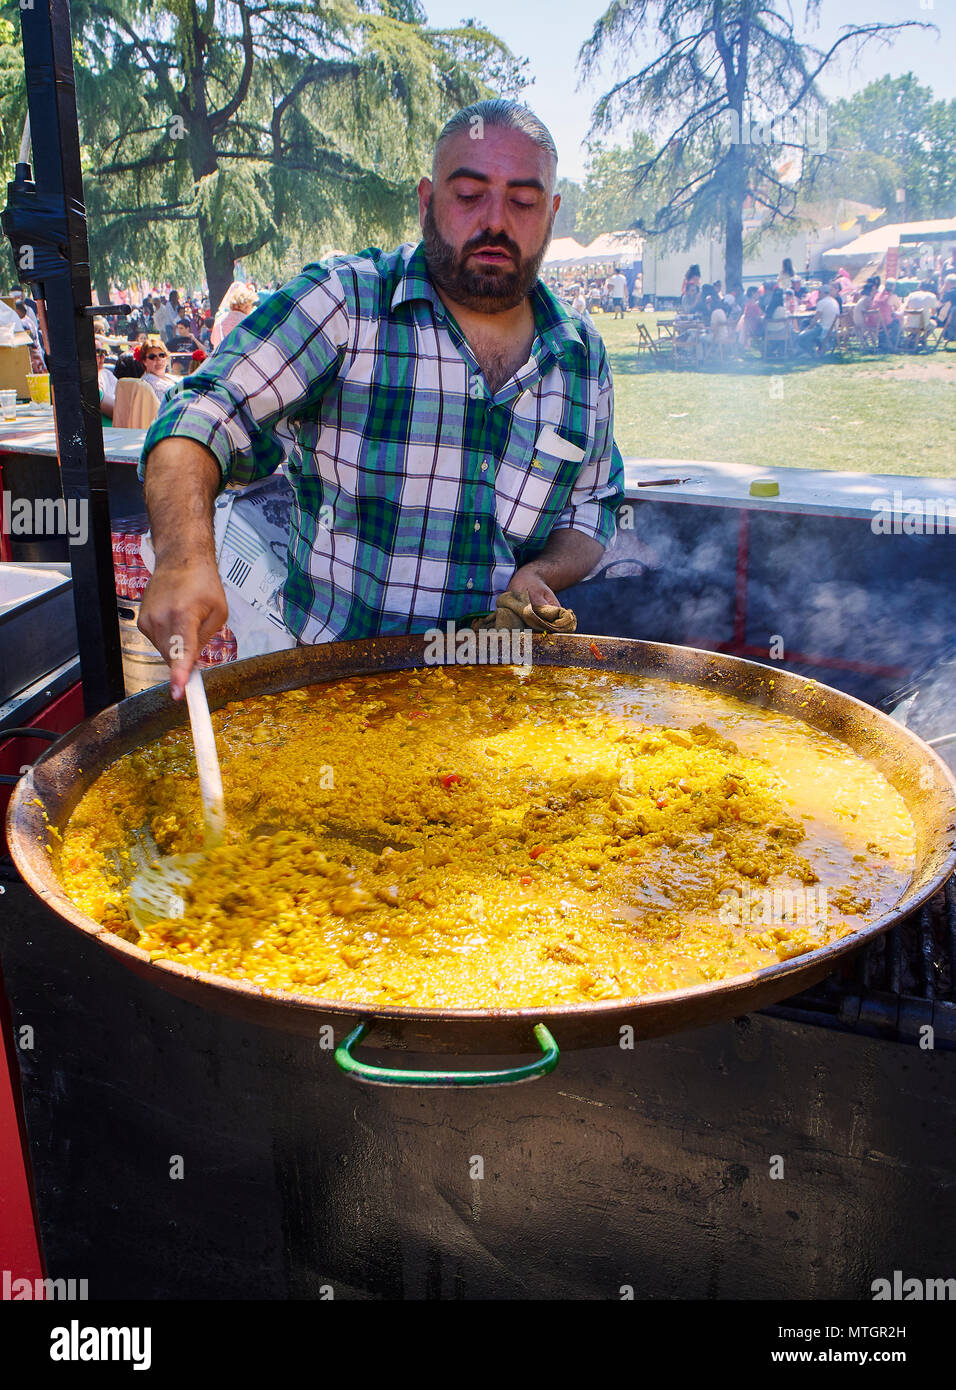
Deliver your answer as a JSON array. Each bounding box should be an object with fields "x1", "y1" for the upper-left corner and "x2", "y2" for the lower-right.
[
  {"x1": 552, "y1": 346, "x2": 625, "y2": 547},
  {"x1": 138, "y1": 265, "x2": 351, "y2": 488}
]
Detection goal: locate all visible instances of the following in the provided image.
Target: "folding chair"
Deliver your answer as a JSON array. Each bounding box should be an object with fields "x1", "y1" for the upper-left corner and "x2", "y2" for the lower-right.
[
  {"x1": 836, "y1": 309, "x2": 856, "y2": 352},
  {"x1": 703, "y1": 331, "x2": 732, "y2": 364},
  {"x1": 924, "y1": 317, "x2": 946, "y2": 353},
  {"x1": 636, "y1": 322, "x2": 662, "y2": 360},
  {"x1": 901, "y1": 310, "x2": 929, "y2": 353},
  {"x1": 763, "y1": 319, "x2": 790, "y2": 360},
  {"x1": 672, "y1": 324, "x2": 703, "y2": 369}
]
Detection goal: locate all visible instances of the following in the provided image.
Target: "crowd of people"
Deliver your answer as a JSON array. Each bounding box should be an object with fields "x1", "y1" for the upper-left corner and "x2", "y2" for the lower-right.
[
  {"x1": 13, "y1": 242, "x2": 956, "y2": 419},
  {"x1": 90, "y1": 281, "x2": 268, "y2": 423},
  {"x1": 2, "y1": 279, "x2": 271, "y2": 423},
  {"x1": 544, "y1": 248, "x2": 956, "y2": 365},
  {"x1": 545, "y1": 269, "x2": 644, "y2": 319},
  {"x1": 649, "y1": 255, "x2": 956, "y2": 363}
]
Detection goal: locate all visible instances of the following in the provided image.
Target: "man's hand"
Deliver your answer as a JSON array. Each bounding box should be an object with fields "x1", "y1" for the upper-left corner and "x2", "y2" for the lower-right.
[
  {"x1": 138, "y1": 559, "x2": 228, "y2": 701},
  {"x1": 507, "y1": 528, "x2": 605, "y2": 606},
  {"x1": 140, "y1": 437, "x2": 224, "y2": 700},
  {"x1": 507, "y1": 563, "x2": 560, "y2": 610}
]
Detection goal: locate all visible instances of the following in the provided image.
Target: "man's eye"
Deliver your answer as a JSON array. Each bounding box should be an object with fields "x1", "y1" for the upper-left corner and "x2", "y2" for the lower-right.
[
  {"x1": 512, "y1": 200, "x2": 536, "y2": 210},
  {"x1": 457, "y1": 193, "x2": 481, "y2": 203}
]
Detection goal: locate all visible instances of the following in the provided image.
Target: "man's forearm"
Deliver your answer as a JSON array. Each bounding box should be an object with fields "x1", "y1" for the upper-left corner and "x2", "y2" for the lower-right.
[
  {"x1": 143, "y1": 437, "x2": 221, "y2": 565},
  {"x1": 519, "y1": 528, "x2": 605, "y2": 591},
  {"x1": 138, "y1": 437, "x2": 229, "y2": 699},
  {"x1": 509, "y1": 527, "x2": 606, "y2": 608}
]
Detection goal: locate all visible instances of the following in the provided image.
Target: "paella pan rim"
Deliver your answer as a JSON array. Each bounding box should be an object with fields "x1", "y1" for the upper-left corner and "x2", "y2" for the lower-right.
[{"x1": 7, "y1": 633, "x2": 956, "y2": 1047}]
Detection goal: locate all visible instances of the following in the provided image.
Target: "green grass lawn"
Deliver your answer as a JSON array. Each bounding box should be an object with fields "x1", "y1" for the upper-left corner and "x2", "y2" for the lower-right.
[{"x1": 595, "y1": 312, "x2": 956, "y2": 477}]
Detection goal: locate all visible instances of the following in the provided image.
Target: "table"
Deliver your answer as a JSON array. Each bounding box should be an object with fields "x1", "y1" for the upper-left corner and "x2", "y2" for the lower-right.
[
  {"x1": 0, "y1": 407, "x2": 146, "y2": 560},
  {"x1": 672, "y1": 320, "x2": 704, "y2": 367}
]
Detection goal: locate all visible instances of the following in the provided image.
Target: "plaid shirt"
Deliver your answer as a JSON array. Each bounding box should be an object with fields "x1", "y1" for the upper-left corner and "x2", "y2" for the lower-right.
[{"x1": 140, "y1": 241, "x2": 624, "y2": 642}]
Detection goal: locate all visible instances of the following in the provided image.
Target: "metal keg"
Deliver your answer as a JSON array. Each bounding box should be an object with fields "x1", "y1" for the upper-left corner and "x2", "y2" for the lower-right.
[{"x1": 116, "y1": 598, "x2": 169, "y2": 695}]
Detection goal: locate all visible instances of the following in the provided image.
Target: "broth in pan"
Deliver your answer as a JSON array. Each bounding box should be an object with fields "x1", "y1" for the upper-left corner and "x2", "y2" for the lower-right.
[{"x1": 58, "y1": 666, "x2": 915, "y2": 1008}]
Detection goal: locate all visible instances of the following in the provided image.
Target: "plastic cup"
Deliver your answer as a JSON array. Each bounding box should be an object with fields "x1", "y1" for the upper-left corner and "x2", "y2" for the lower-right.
[
  {"x1": 0, "y1": 389, "x2": 17, "y2": 421},
  {"x1": 24, "y1": 373, "x2": 50, "y2": 404}
]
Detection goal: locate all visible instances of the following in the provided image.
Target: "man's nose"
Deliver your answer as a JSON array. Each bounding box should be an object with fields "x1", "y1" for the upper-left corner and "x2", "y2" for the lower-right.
[{"x1": 481, "y1": 189, "x2": 510, "y2": 232}]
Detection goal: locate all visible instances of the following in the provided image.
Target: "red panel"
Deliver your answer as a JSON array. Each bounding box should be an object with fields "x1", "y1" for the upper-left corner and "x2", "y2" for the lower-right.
[
  {"x1": 0, "y1": 681, "x2": 84, "y2": 1294},
  {"x1": 0, "y1": 681, "x2": 85, "y2": 855},
  {"x1": 0, "y1": 959, "x2": 44, "y2": 1291}
]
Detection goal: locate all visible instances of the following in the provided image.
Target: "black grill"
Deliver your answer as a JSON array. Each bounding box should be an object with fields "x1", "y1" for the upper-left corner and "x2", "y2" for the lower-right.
[{"x1": 764, "y1": 873, "x2": 956, "y2": 1048}]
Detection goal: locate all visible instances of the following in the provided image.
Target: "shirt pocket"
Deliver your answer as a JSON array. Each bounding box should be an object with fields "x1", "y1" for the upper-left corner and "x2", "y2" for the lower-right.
[{"x1": 493, "y1": 436, "x2": 584, "y2": 542}]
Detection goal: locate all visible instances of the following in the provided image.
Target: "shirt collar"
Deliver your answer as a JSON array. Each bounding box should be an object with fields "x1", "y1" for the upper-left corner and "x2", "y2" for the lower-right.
[{"x1": 391, "y1": 240, "x2": 586, "y2": 363}]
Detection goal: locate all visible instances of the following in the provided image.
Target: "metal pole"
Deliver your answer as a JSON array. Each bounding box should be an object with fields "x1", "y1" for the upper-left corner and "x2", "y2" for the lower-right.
[{"x1": 7, "y1": 0, "x2": 125, "y2": 713}]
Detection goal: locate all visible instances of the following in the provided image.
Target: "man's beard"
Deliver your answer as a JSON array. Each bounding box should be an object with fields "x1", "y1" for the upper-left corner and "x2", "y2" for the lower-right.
[{"x1": 422, "y1": 202, "x2": 552, "y2": 312}]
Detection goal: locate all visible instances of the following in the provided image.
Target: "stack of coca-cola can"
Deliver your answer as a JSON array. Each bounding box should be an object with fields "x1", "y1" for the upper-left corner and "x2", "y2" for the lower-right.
[
  {"x1": 111, "y1": 516, "x2": 152, "y2": 600},
  {"x1": 112, "y1": 515, "x2": 239, "y2": 670},
  {"x1": 198, "y1": 628, "x2": 239, "y2": 666}
]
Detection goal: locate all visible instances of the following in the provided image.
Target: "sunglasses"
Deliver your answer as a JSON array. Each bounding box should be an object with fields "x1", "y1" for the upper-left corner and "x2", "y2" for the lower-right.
[{"x1": 145, "y1": 352, "x2": 167, "y2": 360}]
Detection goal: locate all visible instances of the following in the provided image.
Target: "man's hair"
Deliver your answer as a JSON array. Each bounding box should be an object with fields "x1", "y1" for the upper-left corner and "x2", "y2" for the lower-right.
[{"x1": 434, "y1": 99, "x2": 558, "y2": 176}]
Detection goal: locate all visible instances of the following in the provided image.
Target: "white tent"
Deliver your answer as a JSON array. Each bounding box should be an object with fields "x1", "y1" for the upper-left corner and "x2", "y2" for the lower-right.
[
  {"x1": 580, "y1": 231, "x2": 644, "y2": 263},
  {"x1": 544, "y1": 231, "x2": 644, "y2": 269},
  {"x1": 542, "y1": 236, "x2": 588, "y2": 267},
  {"x1": 820, "y1": 219, "x2": 956, "y2": 267}
]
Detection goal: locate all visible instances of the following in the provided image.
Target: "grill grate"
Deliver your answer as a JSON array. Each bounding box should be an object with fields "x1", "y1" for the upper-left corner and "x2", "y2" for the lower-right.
[{"x1": 764, "y1": 874, "x2": 956, "y2": 1047}]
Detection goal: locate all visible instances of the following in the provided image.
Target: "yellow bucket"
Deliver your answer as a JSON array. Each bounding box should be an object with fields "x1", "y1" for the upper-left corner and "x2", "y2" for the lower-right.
[{"x1": 25, "y1": 372, "x2": 51, "y2": 403}]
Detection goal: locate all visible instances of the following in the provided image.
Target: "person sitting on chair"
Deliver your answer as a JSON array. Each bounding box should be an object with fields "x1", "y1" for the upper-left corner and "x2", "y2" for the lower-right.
[
  {"x1": 871, "y1": 279, "x2": 903, "y2": 351},
  {"x1": 903, "y1": 281, "x2": 940, "y2": 347},
  {"x1": 702, "y1": 286, "x2": 730, "y2": 357},
  {"x1": 96, "y1": 335, "x2": 116, "y2": 420},
  {"x1": 795, "y1": 281, "x2": 840, "y2": 356},
  {"x1": 736, "y1": 286, "x2": 763, "y2": 351},
  {"x1": 762, "y1": 288, "x2": 789, "y2": 356},
  {"x1": 936, "y1": 273, "x2": 956, "y2": 342},
  {"x1": 851, "y1": 277, "x2": 881, "y2": 348}
]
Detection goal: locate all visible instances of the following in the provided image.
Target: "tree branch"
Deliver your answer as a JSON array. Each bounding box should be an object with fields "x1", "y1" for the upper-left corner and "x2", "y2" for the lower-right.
[{"x1": 207, "y1": 3, "x2": 256, "y2": 130}]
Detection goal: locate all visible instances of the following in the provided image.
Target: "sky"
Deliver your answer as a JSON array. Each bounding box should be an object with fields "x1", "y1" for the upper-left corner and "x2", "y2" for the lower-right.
[{"x1": 423, "y1": 0, "x2": 954, "y2": 181}]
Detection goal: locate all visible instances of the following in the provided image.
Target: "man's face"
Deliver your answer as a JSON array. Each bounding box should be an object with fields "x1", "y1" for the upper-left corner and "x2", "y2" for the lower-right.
[{"x1": 418, "y1": 126, "x2": 559, "y2": 313}]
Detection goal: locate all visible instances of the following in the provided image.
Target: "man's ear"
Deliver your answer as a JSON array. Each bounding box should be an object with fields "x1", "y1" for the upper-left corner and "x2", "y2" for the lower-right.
[
  {"x1": 552, "y1": 192, "x2": 561, "y2": 218},
  {"x1": 417, "y1": 177, "x2": 433, "y2": 229}
]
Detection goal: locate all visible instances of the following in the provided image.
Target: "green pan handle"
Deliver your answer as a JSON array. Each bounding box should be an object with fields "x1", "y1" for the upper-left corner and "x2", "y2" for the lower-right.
[{"x1": 334, "y1": 1022, "x2": 559, "y2": 1088}]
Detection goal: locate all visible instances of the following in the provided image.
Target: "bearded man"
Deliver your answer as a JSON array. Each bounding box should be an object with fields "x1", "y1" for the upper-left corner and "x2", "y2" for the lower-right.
[{"x1": 138, "y1": 99, "x2": 624, "y2": 698}]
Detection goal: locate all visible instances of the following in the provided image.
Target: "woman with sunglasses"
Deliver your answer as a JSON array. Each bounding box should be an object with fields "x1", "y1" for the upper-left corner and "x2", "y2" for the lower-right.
[{"x1": 138, "y1": 336, "x2": 175, "y2": 402}]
